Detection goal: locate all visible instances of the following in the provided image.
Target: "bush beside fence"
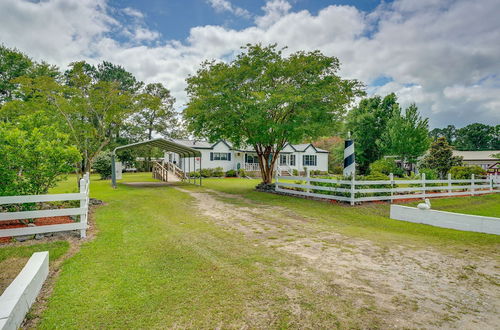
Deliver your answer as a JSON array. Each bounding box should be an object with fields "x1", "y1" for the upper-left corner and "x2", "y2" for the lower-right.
[
  {"x1": 0, "y1": 173, "x2": 90, "y2": 239},
  {"x1": 275, "y1": 173, "x2": 500, "y2": 205}
]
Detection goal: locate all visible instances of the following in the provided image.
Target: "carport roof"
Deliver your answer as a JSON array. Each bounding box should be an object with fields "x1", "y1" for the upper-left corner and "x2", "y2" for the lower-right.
[{"x1": 113, "y1": 138, "x2": 201, "y2": 156}]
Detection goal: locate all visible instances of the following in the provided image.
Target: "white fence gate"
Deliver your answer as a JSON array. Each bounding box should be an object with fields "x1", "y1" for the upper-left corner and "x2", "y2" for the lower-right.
[
  {"x1": 275, "y1": 172, "x2": 500, "y2": 205},
  {"x1": 0, "y1": 173, "x2": 90, "y2": 239}
]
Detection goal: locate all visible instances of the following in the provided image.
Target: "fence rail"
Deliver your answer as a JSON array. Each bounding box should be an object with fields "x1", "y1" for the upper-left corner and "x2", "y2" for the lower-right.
[
  {"x1": 0, "y1": 173, "x2": 90, "y2": 238},
  {"x1": 275, "y1": 172, "x2": 500, "y2": 205}
]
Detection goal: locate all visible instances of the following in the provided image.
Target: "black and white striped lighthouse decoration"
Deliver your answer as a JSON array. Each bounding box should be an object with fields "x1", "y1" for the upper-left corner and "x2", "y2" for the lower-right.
[{"x1": 343, "y1": 133, "x2": 355, "y2": 177}]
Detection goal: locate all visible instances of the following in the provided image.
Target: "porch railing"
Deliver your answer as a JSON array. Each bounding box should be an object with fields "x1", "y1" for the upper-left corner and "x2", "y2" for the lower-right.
[{"x1": 245, "y1": 163, "x2": 260, "y2": 172}]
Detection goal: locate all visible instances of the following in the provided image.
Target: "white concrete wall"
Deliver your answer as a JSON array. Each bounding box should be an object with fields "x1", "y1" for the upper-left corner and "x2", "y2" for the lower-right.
[
  {"x1": 390, "y1": 205, "x2": 500, "y2": 235},
  {"x1": 0, "y1": 252, "x2": 49, "y2": 330}
]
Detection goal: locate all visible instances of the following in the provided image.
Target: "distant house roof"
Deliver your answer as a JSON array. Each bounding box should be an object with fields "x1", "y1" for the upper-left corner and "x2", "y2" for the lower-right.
[
  {"x1": 453, "y1": 150, "x2": 500, "y2": 161},
  {"x1": 172, "y1": 139, "x2": 328, "y2": 153}
]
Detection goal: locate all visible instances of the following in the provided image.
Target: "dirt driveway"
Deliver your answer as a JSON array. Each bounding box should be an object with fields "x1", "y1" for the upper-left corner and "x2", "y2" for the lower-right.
[{"x1": 177, "y1": 187, "x2": 500, "y2": 329}]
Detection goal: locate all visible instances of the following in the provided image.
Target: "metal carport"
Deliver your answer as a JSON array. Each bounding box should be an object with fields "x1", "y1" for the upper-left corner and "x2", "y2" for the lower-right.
[{"x1": 111, "y1": 138, "x2": 202, "y2": 188}]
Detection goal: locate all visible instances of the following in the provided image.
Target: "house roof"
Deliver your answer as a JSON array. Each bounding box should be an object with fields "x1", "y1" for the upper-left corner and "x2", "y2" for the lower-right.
[
  {"x1": 173, "y1": 139, "x2": 329, "y2": 153},
  {"x1": 453, "y1": 150, "x2": 500, "y2": 161},
  {"x1": 114, "y1": 138, "x2": 201, "y2": 156}
]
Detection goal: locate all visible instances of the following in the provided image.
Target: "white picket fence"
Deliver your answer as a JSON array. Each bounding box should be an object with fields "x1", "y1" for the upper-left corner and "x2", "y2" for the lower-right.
[
  {"x1": 0, "y1": 173, "x2": 90, "y2": 239},
  {"x1": 275, "y1": 172, "x2": 500, "y2": 205}
]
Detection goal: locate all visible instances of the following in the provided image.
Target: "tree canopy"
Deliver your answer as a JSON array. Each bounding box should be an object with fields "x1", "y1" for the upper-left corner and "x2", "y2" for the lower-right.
[
  {"x1": 380, "y1": 104, "x2": 430, "y2": 166},
  {"x1": 346, "y1": 93, "x2": 399, "y2": 174},
  {"x1": 184, "y1": 44, "x2": 364, "y2": 183},
  {"x1": 420, "y1": 137, "x2": 463, "y2": 178}
]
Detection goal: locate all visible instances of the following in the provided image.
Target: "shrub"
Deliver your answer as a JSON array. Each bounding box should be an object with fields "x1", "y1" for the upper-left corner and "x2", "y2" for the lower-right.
[
  {"x1": 450, "y1": 166, "x2": 486, "y2": 179},
  {"x1": 93, "y1": 152, "x2": 113, "y2": 179},
  {"x1": 237, "y1": 168, "x2": 247, "y2": 177},
  {"x1": 212, "y1": 167, "x2": 224, "y2": 177},
  {"x1": 292, "y1": 169, "x2": 299, "y2": 176},
  {"x1": 200, "y1": 168, "x2": 213, "y2": 178},
  {"x1": 225, "y1": 169, "x2": 237, "y2": 177},
  {"x1": 369, "y1": 158, "x2": 403, "y2": 177},
  {"x1": 418, "y1": 168, "x2": 438, "y2": 180},
  {"x1": 189, "y1": 171, "x2": 201, "y2": 178},
  {"x1": 331, "y1": 165, "x2": 343, "y2": 175}
]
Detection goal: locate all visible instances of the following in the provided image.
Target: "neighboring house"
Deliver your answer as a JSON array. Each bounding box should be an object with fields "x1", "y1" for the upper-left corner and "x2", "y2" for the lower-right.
[
  {"x1": 453, "y1": 150, "x2": 500, "y2": 174},
  {"x1": 164, "y1": 139, "x2": 329, "y2": 174}
]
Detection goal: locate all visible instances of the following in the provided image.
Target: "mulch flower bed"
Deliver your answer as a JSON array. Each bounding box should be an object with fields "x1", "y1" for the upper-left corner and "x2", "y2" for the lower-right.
[{"x1": 0, "y1": 216, "x2": 74, "y2": 243}]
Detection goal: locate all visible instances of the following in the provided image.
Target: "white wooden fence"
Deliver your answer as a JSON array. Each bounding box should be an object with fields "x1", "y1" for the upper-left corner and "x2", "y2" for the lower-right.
[
  {"x1": 0, "y1": 173, "x2": 90, "y2": 239},
  {"x1": 275, "y1": 172, "x2": 500, "y2": 205}
]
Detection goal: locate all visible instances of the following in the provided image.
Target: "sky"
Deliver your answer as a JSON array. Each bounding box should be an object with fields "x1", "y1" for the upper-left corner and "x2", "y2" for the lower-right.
[{"x1": 0, "y1": 0, "x2": 499, "y2": 128}]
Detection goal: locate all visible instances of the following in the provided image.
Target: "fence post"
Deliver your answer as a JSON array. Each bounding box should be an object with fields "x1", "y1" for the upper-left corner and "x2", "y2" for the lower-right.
[
  {"x1": 79, "y1": 177, "x2": 88, "y2": 239},
  {"x1": 471, "y1": 173, "x2": 475, "y2": 196},
  {"x1": 489, "y1": 174, "x2": 493, "y2": 192},
  {"x1": 389, "y1": 173, "x2": 394, "y2": 203},
  {"x1": 421, "y1": 172, "x2": 426, "y2": 200},
  {"x1": 350, "y1": 175, "x2": 355, "y2": 206},
  {"x1": 306, "y1": 168, "x2": 311, "y2": 195},
  {"x1": 447, "y1": 173, "x2": 452, "y2": 196}
]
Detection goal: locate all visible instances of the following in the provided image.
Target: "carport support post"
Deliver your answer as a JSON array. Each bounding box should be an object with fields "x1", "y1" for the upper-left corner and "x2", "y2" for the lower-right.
[
  {"x1": 188, "y1": 154, "x2": 191, "y2": 184},
  {"x1": 111, "y1": 154, "x2": 117, "y2": 188}
]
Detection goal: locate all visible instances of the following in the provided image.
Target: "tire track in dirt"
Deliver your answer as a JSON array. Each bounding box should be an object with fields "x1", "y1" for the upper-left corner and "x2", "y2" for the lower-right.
[{"x1": 177, "y1": 187, "x2": 500, "y2": 329}]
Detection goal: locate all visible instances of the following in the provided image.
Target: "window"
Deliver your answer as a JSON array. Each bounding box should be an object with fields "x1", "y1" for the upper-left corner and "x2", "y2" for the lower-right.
[
  {"x1": 245, "y1": 154, "x2": 259, "y2": 164},
  {"x1": 290, "y1": 155, "x2": 295, "y2": 166},
  {"x1": 211, "y1": 152, "x2": 231, "y2": 161},
  {"x1": 303, "y1": 155, "x2": 317, "y2": 166},
  {"x1": 280, "y1": 154, "x2": 287, "y2": 165}
]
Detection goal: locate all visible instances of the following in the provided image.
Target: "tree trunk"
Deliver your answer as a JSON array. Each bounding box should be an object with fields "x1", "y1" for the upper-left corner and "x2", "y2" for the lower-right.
[{"x1": 257, "y1": 151, "x2": 277, "y2": 184}]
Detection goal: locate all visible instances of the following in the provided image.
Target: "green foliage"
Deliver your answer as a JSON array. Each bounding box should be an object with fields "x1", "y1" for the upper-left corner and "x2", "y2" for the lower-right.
[
  {"x1": 130, "y1": 82, "x2": 181, "y2": 140},
  {"x1": 347, "y1": 93, "x2": 399, "y2": 173},
  {"x1": 369, "y1": 158, "x2": 403, "y2": 177},
  {"x1": 237, "y1": 168, "x2": 247, "y2": 177},
  {"x1": 185, "y1": 43, "x2": 363, "y2": 183},
  {"x1": 0, "y1": 113, "x2": 80, "y2": 195},
  {"x1": 381, "y1": 104, "x2": 430, "y2": 165},
  {"x1": 199, "y1": 167, "x2": 225, "y2": 178},
  {"x1": 225, "y1": 169, "x2": 237, "y2": 177},
  {"x1": 0, "y1": 45, "x2": 34, "y2": 103},
  {"x1": 429, "y1": 125, "x2": 457, "y2": 145},
  {"x1": 189, "y1": 171, "x2": 201, "y2": 178},
  {"x1": 450, "y1": 166, "x2": 486, "y2": 179},
  {"x1": 418, "y1": 168, "x2": 438, "y2": 180},
  {"x1": 454, "y1": 123, "x2": 497, "y2": 151},
  {"x1": 312, "y1": 136, "x2": 344, "y2": 172},
  {"x1": 212, "y1": 167, "x2": 224, "y2": 177},
  {"x1": 419, "y1": 137, "x2": 462, "y2": 178},
  {"x1": 93, "y1": 152, "x2": 113, "y2": 180}
]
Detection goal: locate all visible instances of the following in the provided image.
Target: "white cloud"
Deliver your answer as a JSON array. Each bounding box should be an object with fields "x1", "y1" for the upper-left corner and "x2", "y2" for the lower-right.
[
  {"x1": 122, "y1": 7, "x2": 144, "y2": 19},
  {"x1": 255, "y1": 0, "x2": 291, "y2": 28},
  {"x1": 0, "y1": 0, "x2": 499, "y2": 128},
  {"x1": 206, "y1": 0, "x2": 251, "y2": 18}
]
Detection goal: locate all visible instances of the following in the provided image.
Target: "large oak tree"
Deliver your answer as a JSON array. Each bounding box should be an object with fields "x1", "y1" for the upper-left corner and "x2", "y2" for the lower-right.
[{"x1": 184, "y1": 44, "x2": 363, "y2": 183}]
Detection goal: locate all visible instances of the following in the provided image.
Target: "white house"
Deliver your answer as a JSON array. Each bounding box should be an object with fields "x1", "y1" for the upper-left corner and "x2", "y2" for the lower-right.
[{"x1": 164, "y1": 139, "x2": 329, "y2": 174}]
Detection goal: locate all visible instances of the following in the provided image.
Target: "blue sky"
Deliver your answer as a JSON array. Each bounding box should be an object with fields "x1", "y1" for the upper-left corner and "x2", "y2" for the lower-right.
[
  {"x1": 0, "y1": 0, "x2": 499, "y2": 128},
  {"x1": 109, "y1": 0, "x2": 386, "y2": 41}
]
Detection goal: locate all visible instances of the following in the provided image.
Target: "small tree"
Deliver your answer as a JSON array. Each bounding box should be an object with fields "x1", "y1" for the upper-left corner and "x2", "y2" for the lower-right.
[
  {"x1": 420, "y1": 137, "x2": 462, "y2": 178},
  {"x1": 184, "y1": 44, "x2": 363, "y2": 183},
  {"x1": 381, "y1": 104, "x2": 430, "y2": 170},
  {"x1": 369, "y1": 158, "x2": 403, "y2": 177},
  {"x1": 312, "y1": 136, "x2": 344, "y2": 173},
  {"x1": 347, "y1": 93, "x2": 400, "y2": 174},
  {"x1": 93, "y1": 152, "x2": 113, "y2": 180},
  {"x1": 0, "y1": 113, "x2": 80, "y2": 195}
]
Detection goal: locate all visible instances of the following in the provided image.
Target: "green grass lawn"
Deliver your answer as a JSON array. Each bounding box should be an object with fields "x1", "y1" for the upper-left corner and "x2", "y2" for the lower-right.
[
  {"x1": 39, "y1": 174, "x2": 325, "y2": 328},
  {"x1": 3, "y1": 173, "x2": 499, "y2": 328}
]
